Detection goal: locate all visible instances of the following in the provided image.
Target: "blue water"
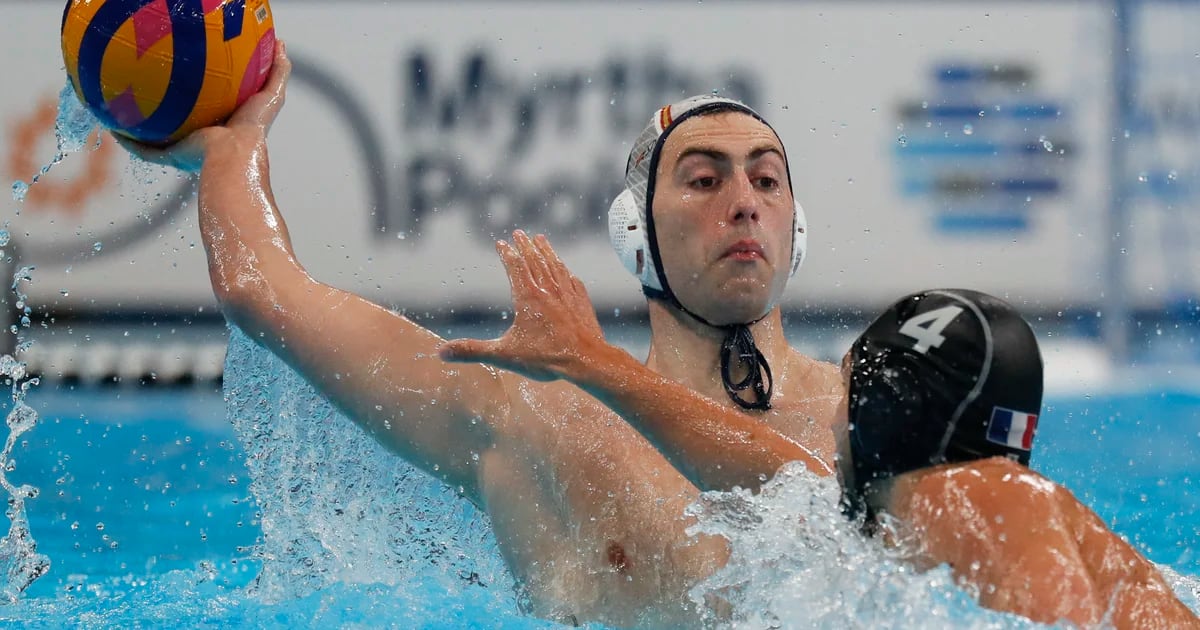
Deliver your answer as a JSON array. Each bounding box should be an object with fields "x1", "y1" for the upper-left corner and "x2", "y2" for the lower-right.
[{"x1": 1, "y1": 334, "x2": 1198, "y2": 627}]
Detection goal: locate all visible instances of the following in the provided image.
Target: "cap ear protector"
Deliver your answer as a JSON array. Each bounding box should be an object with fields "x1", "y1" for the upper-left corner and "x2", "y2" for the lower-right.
[{"x1": 608, "y1": 191, "x2": 808, "y2": 292}]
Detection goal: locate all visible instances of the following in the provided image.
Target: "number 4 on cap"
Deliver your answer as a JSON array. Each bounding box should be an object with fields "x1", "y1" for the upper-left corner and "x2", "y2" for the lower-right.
[{"x1": 898, "y1": 305, "x2": 964, "y2": 354}]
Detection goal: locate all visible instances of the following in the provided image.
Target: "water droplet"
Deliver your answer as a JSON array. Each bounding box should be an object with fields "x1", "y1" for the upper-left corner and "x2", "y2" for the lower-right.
[
  {"x1": 962, "y1": 124, "x2": 974, "y2": 135},
  {"x1": 11, "y1": 181, "x2": 29, "y2": 202},
  {"x1": 93, "y1": 242, "x2": 102, "y2": 252},
  {"x1": 897, "y1": 134, "x2": 908, "y2": 147},
  {"x1": 1137, "y1": 172, "x2": 1148, "y2": 183},
  {"x1": 1168, "y1": 170, "x2": 1178, "y2": 182},
  {"x1": 59, "y1": 289, "x2": 68, "y2": 297}
]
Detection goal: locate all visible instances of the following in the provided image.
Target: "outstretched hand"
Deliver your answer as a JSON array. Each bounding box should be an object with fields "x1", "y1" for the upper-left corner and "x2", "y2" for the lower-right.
[
  {"x1": 113, "y1": 38, "x2": 293, "y2": 173},
  {"x1": 439, "y1": 230, "x2": 607, "y2": 382}
]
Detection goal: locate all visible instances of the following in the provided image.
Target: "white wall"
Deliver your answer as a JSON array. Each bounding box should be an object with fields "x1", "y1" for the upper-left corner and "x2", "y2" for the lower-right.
[{"x1": 3, "y1": 1, "x2": 1197, "y2": 315}]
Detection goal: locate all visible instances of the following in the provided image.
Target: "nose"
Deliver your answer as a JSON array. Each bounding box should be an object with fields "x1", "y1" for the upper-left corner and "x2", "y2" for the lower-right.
[{"x1": 726, "y1": 171, "x2": 761, "y2": 224}]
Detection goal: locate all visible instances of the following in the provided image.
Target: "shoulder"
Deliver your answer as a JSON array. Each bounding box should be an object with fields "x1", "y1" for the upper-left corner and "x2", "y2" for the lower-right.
[
  {"x1": 783, "y1": 349, "x2": 844, "y2": 395},
  {"x1": 907, "y1": 457, "x2": 1061, "y2": 504},
  {"x1": 791, "y1": 349, "x2": 839, "y2": 378},
  {"x1": 895, "y1": 458, "x2": 1070, "y2": 539}
]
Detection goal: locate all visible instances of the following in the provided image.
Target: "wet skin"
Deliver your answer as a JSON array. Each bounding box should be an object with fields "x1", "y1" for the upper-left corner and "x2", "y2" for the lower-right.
[{"x1": 127, "y1": 43, "x2": 843, "y2": 628}]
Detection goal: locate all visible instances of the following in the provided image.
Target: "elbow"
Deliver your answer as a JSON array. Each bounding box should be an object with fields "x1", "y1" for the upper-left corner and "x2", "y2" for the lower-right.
[
  {"x1": 210, "y1": 269, "x2": 255, "y2": 319},
  {"x1": 208, "y1": 264, "x2": 288, "y2": 334},
  {"x1": 210, "y1": 277, "x2": 261, "y2": 334}
]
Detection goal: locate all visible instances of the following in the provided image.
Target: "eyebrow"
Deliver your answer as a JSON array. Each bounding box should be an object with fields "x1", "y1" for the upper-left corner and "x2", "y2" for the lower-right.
[{"x1": 674, "y1": 144, "x2": 786, "y2": 169}]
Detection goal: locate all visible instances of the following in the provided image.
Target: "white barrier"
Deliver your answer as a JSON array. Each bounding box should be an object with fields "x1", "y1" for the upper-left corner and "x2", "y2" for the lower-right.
[{"x1": 3, "y1": 1, "x2": 1200, "y2": 316}]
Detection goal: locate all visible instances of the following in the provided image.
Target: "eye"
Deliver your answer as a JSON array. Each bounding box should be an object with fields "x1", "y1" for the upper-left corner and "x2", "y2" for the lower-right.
[
  {"x1": 756, "y1": 177, "x2": 780, "y2": 189},
  {"x1": 691, "y1": 176, "x2": 718, "y2": 189}
]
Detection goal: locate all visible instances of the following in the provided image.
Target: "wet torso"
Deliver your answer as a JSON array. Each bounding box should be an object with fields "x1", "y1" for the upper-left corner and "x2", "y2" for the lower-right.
[{"x1": 475, "y1": 348, "x2": 842, "y2": 627}]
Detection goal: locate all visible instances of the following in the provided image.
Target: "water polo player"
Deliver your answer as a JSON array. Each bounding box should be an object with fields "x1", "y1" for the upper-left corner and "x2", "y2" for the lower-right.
[
  {"x1": 120, "y1": 44, "x2": 851, "y2": 627},
  {"x1": 835, "y1": 288, "x2": 1044, "y2": 521},
  {"x1": 443, "y1": 237, "x2": 1200, "y2": 628}
]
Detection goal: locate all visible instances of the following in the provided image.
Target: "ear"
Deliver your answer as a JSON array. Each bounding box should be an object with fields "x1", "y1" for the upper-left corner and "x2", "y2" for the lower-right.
[{"x1": 607, "y1": 189, "x2": 662, "y2": 291}]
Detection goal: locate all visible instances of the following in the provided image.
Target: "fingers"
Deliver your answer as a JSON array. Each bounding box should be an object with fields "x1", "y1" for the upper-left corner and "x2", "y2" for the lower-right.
[
  {"x1": 112, "y1": 133, "x2": 164, "y2": 163},
  {"x1": 258, "y1": 39, "x2": 292, "y2": 129},
  {"x1": 512, "y1": 230, "x2": 554, "y2": 289},
  {"x1": 532, "y1": 234, "x2": 579, "y2": 296},
  {"x1": 229, "y1": 39, "x2": 291, "y2": 132},
  {"x1": 113, "y1": 130, "x2": 206, "y2": 173},
  {"x1": 496, "y1": 238, "x2": 535, "y2": 298}
]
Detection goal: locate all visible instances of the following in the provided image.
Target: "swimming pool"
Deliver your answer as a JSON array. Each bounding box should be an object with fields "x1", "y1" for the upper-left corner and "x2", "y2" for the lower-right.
[{"x1": 2, "y1": 328, "x2": 1199, "y2": 628}]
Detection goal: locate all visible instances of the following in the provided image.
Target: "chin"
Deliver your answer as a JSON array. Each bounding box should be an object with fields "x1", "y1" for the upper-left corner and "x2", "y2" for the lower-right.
[{"x1": 696, "y1": 289, "x2": 774, "y2": 325}]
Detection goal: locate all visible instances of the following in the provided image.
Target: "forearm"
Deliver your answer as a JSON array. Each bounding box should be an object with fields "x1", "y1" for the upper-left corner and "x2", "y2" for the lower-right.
[
  {"x1": 195, "y1": 133, "x2": 502, "y2": 496},
  {"x1": 568, "y1": 343, "x2": 828, "y2": 492},
  {"x1": 198, "y1": 132, "x2": 302, "y2": 306}
]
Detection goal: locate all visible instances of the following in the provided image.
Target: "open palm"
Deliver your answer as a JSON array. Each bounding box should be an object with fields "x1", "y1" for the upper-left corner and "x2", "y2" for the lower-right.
[{"x1": 440, "y1": 230, "x2": 606, "y2": 382}]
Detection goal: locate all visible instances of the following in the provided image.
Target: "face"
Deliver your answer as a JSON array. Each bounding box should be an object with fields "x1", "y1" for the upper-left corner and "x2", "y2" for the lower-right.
[{"x1": 651, "y1": 112, "x2": 795, "y2": 325}]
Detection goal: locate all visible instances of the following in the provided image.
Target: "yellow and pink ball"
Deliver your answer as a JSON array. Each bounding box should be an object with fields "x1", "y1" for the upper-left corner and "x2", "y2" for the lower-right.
[{"x1": 61, "y1": 0, "x2": 276, "y2": 145}]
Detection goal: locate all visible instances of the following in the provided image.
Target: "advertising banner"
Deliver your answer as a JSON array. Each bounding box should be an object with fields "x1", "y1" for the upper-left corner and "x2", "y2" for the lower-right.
[{"x1": 6, "y1": 1, "x2": 1189, "y2": 316}]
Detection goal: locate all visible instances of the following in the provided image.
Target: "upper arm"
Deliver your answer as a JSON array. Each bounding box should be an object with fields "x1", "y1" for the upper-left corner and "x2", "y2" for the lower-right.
[{"x1": 224, "y1": 270, "x2": 512, "y2": 498}]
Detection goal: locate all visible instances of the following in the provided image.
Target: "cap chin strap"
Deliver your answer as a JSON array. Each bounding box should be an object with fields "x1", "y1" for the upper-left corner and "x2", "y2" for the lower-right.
[
  {"x1": 644, "y1": 284, "x2": 774, "y2": 411},
  {"x1": 721, "y1": 324, "x2": 774, "y2": 410}
]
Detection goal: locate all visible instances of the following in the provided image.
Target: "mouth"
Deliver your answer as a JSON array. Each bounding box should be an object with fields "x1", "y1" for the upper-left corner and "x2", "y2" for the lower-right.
[{"x1": 721, "y1": 239, "x2": 766, "y2": 262}]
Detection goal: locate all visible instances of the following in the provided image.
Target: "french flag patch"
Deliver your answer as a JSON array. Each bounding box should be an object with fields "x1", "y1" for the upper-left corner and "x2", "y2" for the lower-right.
[{"x1": 986, "y1": 407, "x2": 1038, "y2": 450}]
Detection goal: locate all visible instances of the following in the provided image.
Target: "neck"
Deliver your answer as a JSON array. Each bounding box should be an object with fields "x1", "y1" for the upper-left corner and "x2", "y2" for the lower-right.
[{"x1": 644, "y1": 299, "x2": 789, "y2": 402}]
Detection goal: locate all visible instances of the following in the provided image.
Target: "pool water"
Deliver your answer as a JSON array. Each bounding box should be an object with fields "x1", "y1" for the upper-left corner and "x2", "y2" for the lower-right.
[{"x1": 2, "y1": 329, "x2": 1199, "y2": 628}]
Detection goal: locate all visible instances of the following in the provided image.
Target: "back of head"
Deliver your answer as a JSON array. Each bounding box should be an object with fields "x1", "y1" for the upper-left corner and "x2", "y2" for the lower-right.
[{"x1": 846, "y1": 289, "x2": 1044, "y2": 501}]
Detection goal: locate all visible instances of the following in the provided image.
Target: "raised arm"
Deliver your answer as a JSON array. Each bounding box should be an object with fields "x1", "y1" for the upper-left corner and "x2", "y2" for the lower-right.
[
  {"x1": 440, "y1": 231, "x2": 830, "y2": 492},
  {"x1": 120, "y1": 43, "x2": 508, "y2": 501}
]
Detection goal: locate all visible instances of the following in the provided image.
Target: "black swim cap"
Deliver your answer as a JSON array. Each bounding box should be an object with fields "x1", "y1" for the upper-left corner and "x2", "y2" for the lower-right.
[{"x1": 846, "y1": 289, "x2": 1043, "y2": 503}]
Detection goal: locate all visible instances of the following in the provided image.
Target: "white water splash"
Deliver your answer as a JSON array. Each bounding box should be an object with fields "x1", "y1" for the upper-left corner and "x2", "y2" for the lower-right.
[
  {"x1": 0, "y1": 260, "x2": 48, "y2": 602},
  {"x1": 10, "y1": 81, "x2": 101, "y2": 205},
  {"x1": 0, "y1": 80, "x2": 102, "y2": 602},
  {"x1": 686, "y1": 463, "x2": 1048, "y2": 629},
  {"x1": 1163, "y1": 566, "x2": 1200, "y2": 613},
  {"x1": 221, "y1": 326, "x2": 523, "y2": 615}
]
